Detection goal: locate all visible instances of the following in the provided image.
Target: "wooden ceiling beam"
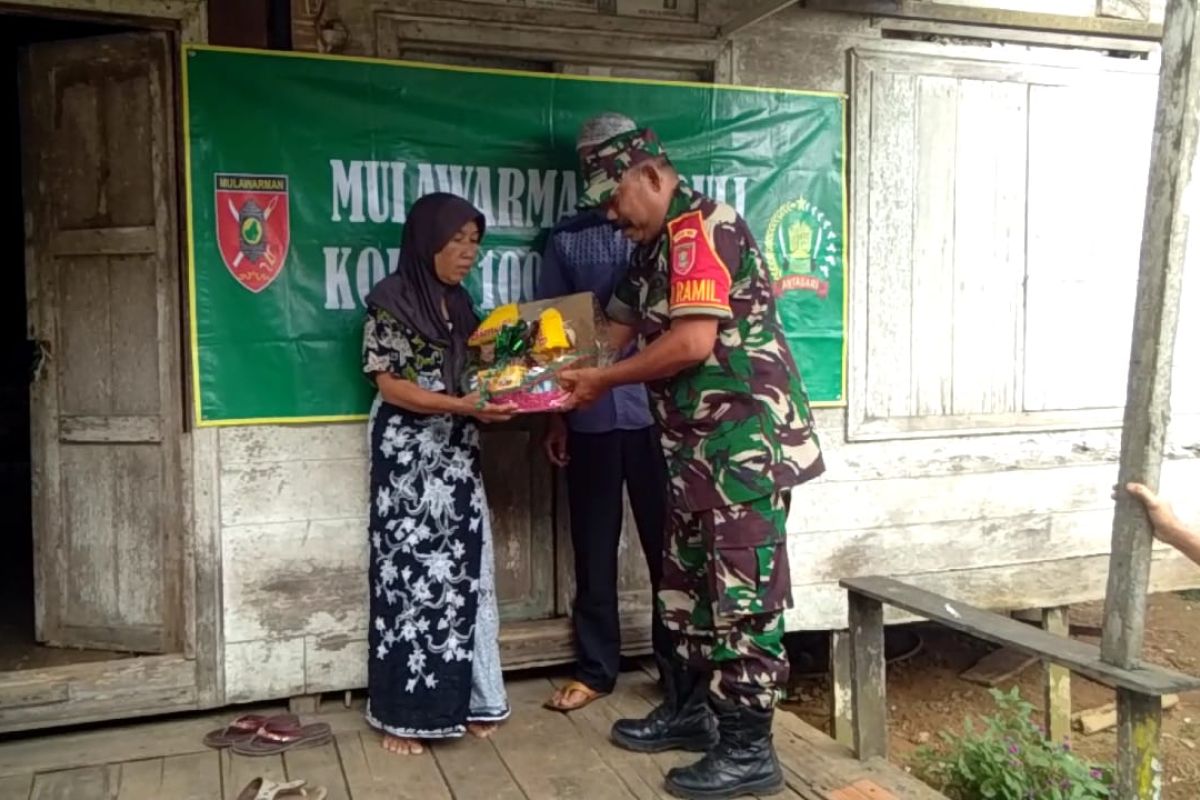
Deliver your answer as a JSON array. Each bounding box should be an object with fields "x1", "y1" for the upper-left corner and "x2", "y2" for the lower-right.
[{"x1": 716, "y1": 0, "x2": 796, "y2": 38}]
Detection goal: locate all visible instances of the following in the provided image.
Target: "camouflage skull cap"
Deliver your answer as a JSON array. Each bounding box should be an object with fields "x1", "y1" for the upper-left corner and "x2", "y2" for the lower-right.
[{"x1": 577, "y1": 127, "x2": 669, "y2": 210}]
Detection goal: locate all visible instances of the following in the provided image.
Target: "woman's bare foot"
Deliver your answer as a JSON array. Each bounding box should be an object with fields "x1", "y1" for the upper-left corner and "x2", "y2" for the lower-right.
[
  {"x1": 381, "y1": 734, "x2": 424, "y2": 755},
  {"x1": 468, "y1": 723, "x2": 498, "y2": 739}
]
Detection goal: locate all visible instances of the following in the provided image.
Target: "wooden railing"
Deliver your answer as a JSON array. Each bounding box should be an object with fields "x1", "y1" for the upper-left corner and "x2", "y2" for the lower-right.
[{"x1": 839, "y1": 576, "x2": 1200, "y2": 800}]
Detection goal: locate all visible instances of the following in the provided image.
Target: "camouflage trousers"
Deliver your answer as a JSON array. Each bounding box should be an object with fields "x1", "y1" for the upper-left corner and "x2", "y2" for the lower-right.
[{"x1": 658, "y1": 491, "x2": 791, "y2": 711}]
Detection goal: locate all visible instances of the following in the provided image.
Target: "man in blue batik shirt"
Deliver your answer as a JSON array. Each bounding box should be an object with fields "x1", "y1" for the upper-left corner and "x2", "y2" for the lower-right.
[{"x1": 540, "y1": 113, "x2": 671, "y2": 713}]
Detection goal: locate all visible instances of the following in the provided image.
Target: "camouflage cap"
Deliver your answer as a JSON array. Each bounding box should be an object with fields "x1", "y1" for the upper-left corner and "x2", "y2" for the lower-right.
[{"x1": 577, "y1": 127, "x2": 668, "y2": 209}]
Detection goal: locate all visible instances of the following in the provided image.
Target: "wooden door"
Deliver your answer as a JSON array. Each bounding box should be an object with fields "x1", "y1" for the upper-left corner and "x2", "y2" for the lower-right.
[
  {"x1": 21, "y1": 33, "x2": 184, "y2": 654},
  {"x1": 351, "y1": 48, "x2": 563, "y2": 630},
  {"x1": 549, "y1": 57, "x2": 666, "y2": 637},
  {"x1": 555, "y1": 489, "x2": 656, "y2": 626},
  {"x1": 483, "y1": 421, "x2": 557, "y2": 622}
]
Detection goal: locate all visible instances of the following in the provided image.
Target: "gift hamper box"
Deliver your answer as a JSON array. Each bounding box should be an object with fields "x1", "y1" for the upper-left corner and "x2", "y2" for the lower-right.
[{"x1": 464, "y1": 292, "x2": 615, "y2": 413}]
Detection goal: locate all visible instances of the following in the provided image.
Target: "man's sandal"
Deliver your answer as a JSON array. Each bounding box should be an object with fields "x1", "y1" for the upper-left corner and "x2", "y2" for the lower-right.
[{"x1": 543, "y1": 681, "x2": 607, "y2": 713}]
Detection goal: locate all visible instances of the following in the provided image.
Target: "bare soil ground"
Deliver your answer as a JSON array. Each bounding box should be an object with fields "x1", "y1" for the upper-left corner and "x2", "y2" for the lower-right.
[{"x1": 784, "y1": 591, "x2": 1200, "y2": 798}]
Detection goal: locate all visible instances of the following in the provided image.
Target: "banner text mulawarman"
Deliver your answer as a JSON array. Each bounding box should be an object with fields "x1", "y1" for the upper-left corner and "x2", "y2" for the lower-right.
[
  {"x1": 217, "y1": 174, "x2": 287, "y2": 192},
  {"x1": 321, "y1": 159, "x2": 751, "y2": 311}
]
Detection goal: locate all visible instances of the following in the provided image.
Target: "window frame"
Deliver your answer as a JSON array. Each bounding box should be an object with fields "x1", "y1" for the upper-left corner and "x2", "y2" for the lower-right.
[
  {"x1": 847, "y1": 48, "x2": 1159, "y2": 442},
  {"x1": 374, "y1": 5, "x2": 730, "y2": 83}
]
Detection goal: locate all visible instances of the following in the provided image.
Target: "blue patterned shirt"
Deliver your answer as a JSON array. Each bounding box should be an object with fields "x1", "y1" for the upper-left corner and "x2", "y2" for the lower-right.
[{"x1": 537, "y1": 211, "x2": 654, "y2": 434}]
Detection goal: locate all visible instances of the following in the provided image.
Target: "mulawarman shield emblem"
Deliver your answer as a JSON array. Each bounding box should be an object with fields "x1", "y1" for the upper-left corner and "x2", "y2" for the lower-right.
[{"x1": 214, "y1": 173, "x2": 290, "y2": 292}]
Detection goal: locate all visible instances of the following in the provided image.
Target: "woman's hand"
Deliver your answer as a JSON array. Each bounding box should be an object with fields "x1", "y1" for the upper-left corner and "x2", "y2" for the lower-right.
[{"x1": 459, "y1": 392, "x2": 518, "y2": 423}]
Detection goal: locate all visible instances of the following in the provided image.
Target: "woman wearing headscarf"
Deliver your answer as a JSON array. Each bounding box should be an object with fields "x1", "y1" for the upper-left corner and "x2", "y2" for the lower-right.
[{"x1": 361, "y1": 193, "x2": 514, "y2": 755}]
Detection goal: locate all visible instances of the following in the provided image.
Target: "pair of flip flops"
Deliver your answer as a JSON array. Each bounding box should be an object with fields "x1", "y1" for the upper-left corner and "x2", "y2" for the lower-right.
[
  {"x1": 235, "y1": 778, "x2": 327, "y2": 800},
  {"x1": 204, "y1": 713, "x2": 334, "y2": 755}
]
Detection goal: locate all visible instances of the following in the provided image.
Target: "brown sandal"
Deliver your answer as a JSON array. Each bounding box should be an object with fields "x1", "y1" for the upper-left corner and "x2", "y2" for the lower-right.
[
  {"x1": 203, "y1": 713, "x2": 300, "y2": 749},
  {"x1": 543, "y1": 681, "x2": 606, "y2": 713},
  {"x1": 230, "y1": 719, "x2": 334, "y2": 756}
]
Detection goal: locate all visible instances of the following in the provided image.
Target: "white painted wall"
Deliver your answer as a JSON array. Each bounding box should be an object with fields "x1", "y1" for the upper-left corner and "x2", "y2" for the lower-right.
[{"x1": 219, "y1": 425, "x2": 368, "y2": 702}]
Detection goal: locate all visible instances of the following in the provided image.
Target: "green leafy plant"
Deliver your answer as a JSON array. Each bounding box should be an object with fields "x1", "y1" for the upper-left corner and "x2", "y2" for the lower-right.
[{"x1": 912, "y1": 686, "x2": 1113, "y2": 800}]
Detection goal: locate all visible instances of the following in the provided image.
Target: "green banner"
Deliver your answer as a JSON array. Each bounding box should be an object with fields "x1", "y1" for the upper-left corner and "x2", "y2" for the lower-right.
[{"x1": 184, "y1": 46, "x2": 846, "y2": 425}]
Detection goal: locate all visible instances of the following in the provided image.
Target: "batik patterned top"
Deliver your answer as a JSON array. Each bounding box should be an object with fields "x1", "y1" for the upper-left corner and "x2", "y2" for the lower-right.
[{"x1": 363, "y1": 307, "x2": 448, "y2": 393}]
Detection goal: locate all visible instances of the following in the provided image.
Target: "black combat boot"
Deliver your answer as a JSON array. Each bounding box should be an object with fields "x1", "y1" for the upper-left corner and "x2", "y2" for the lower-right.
[
  {"x1": 663, "y1": 697, "x2": 784, "y2": 799},
  {"x1": 610, "y1": 657, "x2": 718, "y2": 753}
]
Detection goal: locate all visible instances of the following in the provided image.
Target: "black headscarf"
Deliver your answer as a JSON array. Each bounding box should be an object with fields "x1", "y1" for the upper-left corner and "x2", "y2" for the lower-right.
[{"x1": 365, "y1": 193, "x2": 484, "y2": 394}]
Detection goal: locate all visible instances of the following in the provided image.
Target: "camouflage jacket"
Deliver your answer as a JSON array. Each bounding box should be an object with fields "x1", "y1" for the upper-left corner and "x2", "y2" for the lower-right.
[{"x1": 607, "y1": 182, "x2": 825, "y2": 512}]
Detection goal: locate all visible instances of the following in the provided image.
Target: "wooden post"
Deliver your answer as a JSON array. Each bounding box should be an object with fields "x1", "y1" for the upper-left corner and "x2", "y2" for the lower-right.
[
  {"x1": 1116, "y1": 689, "x2": 1164, "y2": 800},
  {"x1": 1042, "y1": 607, "x2": 1071, "y2": 744},
  {"x1": 848, "y1": 592, "x2": 887, "y2": 760},
  {"x1": 829, "y1": 630, "x2": 854, "y2": 748},
  {"x1": 289, "y1": 694, "x2": 322, "y2": 715},
  {"x1": 1100, "y1": 0, "x2": 1199, "y2": 671}
]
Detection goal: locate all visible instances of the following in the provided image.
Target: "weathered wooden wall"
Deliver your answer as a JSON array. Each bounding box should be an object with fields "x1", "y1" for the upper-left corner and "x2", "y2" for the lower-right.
[
  {"x1": 716, "y1": 0, "x2": 1200, "y2": 618},
  {"x1": 213, "y1": 0, "x2": 1200, "y2": 702}
]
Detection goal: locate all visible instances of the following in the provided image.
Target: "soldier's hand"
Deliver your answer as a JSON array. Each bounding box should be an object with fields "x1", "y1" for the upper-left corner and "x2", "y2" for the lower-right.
[{"x1": 559, "y1": 367, "x2": 607, "y2": 410}]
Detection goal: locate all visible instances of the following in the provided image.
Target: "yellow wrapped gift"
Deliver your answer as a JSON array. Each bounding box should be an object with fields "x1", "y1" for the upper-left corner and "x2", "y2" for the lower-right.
[
  {"x1": 533, "y1": 308, "x2": 573, "y2": 356},
  {"x1": 469, "y1": 303, "x2": 518, "y2": 347}
]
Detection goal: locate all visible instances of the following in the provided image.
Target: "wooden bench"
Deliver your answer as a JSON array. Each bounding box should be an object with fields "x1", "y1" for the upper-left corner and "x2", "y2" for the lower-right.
[{"x1": 837, "y1": 575, "x2": 1200, "y2": 799}]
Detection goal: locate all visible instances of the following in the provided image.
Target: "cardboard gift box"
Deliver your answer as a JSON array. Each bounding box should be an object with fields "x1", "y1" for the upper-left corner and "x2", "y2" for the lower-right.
[{"x1": 465, "y1": 292, "x2": 614, "y2": 414}]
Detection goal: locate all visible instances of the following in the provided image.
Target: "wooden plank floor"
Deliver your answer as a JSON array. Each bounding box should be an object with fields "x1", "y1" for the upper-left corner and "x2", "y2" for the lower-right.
[{"x1": 0, "y1": 671, "x2": 944, "y2": 799}]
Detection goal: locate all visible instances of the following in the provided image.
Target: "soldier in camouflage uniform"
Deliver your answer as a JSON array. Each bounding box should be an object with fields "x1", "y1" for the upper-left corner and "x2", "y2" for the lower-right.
[{"x1": 560, "y1": 115, "x2": 825, "y2": 799}]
